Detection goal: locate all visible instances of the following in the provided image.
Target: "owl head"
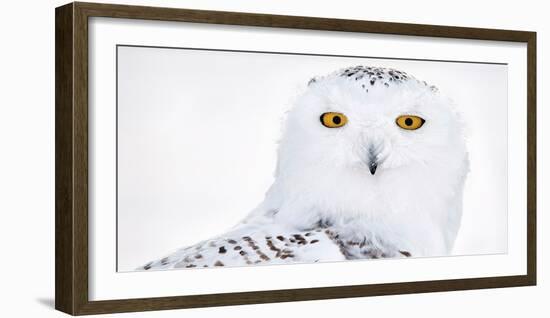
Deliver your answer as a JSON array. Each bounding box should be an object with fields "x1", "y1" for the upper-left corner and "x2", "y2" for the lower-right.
[
  {"x1": 277, "y1": 66, "x2": 466, "y2": 176},
  {"x1": 269, "y1": 66, "x2": 469, "y2": 254}
]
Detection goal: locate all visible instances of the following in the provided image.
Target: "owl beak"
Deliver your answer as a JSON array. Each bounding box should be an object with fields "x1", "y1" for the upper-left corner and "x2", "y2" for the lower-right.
[
  {"x1": 367, "y1": 146, "x2": 379, "y2": 175},
  {"x1": 368, "y1": 160, "x2": 378, "y2": 175}
]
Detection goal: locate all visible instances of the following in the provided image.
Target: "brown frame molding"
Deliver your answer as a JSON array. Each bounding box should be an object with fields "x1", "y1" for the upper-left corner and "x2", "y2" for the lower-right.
[{"x1": 55, "y1": 2, "x2": 537, "y2": 315}]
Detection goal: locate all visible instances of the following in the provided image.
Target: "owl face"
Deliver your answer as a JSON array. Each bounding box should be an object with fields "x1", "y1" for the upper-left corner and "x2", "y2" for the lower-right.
[{"x1": 277, "y1": 67, "x2": 466, "y2": 179}]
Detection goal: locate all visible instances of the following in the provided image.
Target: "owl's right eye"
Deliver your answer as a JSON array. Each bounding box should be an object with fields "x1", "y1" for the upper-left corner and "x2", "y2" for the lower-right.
[{"x1": 320, "y1": 112, "x2": 348, "y2": 128}]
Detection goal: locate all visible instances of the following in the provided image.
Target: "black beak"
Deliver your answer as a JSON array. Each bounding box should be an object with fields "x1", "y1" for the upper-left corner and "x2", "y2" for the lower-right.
[
  {"x1": 368, "y1": 145, "x2": 379, "y2": 175},
  {"x1": 368, "y1": 160, "x2": 378, "y2": 175}
]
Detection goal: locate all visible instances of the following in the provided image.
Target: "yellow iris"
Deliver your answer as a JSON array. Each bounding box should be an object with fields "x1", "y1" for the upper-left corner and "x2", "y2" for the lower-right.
[
  {"x1": 396, "y1": 115, "x2": 425, "y2": 130},
  {"x1": 320, "y1": 112, "x2": 348, "y2": 128}
]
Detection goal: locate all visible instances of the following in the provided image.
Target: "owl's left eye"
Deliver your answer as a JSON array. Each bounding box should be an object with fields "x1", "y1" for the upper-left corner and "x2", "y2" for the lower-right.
[
  {"x1": 320, "y1": 112, "x2": 348, "y2": 128},
  {"x1": 396, "y1": 115, "x2": 425, "y2": 130}
]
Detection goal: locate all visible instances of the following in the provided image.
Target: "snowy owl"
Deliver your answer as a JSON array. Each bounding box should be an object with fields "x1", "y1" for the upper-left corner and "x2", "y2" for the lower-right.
[{"x1": 140, "y1": 66, "x2": 469, "y2": 271}]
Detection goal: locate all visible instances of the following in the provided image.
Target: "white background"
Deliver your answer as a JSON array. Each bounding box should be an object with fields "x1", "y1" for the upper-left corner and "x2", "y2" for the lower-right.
[
  {"x1": 0, "y1": 0, "x2": 546, "y2": 317},
  {"x1": 117, "y1": 46, "x2": 508, "y2": 271}
]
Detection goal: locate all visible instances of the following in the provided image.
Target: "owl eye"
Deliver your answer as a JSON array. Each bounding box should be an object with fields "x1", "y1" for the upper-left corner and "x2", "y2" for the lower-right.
[
  {"x1": 396, "y1": 115, "x2": 425, "y2": 130},
  {"x1": 320, "y1": 112, "x2": 348, "y2": 128}
]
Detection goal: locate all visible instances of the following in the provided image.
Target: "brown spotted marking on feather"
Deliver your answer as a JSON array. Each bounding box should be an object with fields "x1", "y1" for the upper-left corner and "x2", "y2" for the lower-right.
[
  {"x1": 266, "y1": 239, "x2": 279, "y2": 251},
  {"x1": 272, "y1": 247, "x2": 295, "y2": 260},
  {"x1": 246, "y1": 238, "x2": 260, "y2": 251},
  {"x1": 280, "y1": 253, "x2": 295, "y2": 259},
  {"x1": 293, "y1": 234, "x2": 307, "y2": 245},
  {"x1": 324, "y1": 229, "x2": 353, "y2": 259},
  {"x1": 323, "y1": 228, "x2": 400, "y2": 259},
  {"x1": 266, "y1": 239, "x2": 282, "y2": 257},
  {"x1": 214, "y1": 260, "x2": 224, "y2": 267},
  {"x1": 256, "y1": 249, "x2": 271, "y2": 261},
  {"x1": 238, "y1": 249, "x2": 253, "y2": 264},
  {"x1": 399, "y1": 250, "x2": 412, "y2": 257}
]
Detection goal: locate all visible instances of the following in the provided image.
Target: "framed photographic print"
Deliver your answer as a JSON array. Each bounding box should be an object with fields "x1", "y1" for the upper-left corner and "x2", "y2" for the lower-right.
[{"x1": 55, "y1": 2, "x2": 537, "y2": 315}]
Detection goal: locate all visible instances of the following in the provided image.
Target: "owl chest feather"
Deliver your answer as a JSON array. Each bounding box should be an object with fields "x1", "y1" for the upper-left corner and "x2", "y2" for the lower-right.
[{"x1": 267, "y1": 165, "x2": 463, "y2": 256}]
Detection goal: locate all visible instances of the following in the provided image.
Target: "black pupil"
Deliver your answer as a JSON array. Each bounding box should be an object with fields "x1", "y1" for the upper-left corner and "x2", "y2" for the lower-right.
[
  {"x1": 404, "y1": 118, "x2": 413, "y2": 126},
  {"x1": 332, "y1": 116, "x2": 341, "y2": 125}
]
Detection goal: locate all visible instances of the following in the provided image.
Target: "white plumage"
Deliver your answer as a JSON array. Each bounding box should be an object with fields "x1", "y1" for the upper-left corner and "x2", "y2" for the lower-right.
[{"x1": 141, "y1": 66, "x2": 469, "y2": 271}]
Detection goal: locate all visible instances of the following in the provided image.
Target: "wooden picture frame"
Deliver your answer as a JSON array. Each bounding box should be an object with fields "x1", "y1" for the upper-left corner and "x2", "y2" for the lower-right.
[{"x1": 56, "y1": 2, "x2": 536, "y2": 315}]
